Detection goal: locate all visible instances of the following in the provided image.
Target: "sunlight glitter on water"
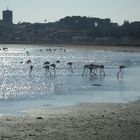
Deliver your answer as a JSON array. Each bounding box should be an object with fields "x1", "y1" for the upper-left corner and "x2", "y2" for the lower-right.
[{"x1": 0, "y1": 44, "x2": 140, "y2": 114}]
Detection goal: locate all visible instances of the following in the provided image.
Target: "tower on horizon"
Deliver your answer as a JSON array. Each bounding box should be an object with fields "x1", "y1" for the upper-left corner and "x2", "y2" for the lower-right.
[{"x1": 3, "y1": 9, "x2": 13, "y2": 24}]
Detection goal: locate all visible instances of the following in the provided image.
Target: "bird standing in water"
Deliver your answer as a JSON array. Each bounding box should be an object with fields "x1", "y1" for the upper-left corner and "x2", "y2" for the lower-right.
[
  {"x1": 117, "y1": 65, "x2": 125, "y2": 79},
  {"x1": 30, "y1": 65, "x2": 33, "y2": 73},
  {"x1": 67, "y1": 62, "x2": 73, "y2": 73}
]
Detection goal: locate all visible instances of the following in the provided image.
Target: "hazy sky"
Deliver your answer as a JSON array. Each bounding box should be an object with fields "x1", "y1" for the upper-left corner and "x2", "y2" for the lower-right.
[{"x1": 0, "y1": 0, "x2": 140, "y2": 24}]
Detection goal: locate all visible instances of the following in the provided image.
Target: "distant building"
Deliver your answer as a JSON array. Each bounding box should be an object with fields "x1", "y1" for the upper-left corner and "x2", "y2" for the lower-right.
[{"x1": 3, "y1": 10, "x2": 13, "y2": 24}]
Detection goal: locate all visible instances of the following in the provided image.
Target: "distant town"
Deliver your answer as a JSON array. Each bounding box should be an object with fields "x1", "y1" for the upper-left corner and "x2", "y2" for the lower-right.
[{"x1": 0, "y1": 9, "x2": 140, "y2": 46}]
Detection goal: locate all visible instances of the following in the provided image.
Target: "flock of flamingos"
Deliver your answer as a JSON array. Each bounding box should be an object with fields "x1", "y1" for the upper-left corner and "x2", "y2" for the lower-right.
[{"x1": 2, "y1": 47, "x2": 126, "y2": 79}]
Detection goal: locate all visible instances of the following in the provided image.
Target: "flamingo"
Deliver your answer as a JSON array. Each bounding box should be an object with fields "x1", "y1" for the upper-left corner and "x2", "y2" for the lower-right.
[
  {"x1": 56, "y1": 60, "x2": 60, "y2": 63},
  {"x1": 43, "y1": 61, "x2": 50, "y2": 65},
  {"x1": 43, "y1": 65, "x2": 51, "y2": 76},
  {"x1": 30, "y1": 65, "x2": 33, "y2": 73},
  {"x1": 82, "y1": 63, "x2": 105, "y2": 77},
  {"x1": 117, "y1": 65, "x2": 125, "y2": 78},
  {"x1": 26, "y1": 60, "x2": 31, "y2": 64},
  {"x1": 50, "y1": 64, "x2": 56, "y2": 74},
  {"x1": 67, "y1": 62, "x2": 73, "y2": 73}
]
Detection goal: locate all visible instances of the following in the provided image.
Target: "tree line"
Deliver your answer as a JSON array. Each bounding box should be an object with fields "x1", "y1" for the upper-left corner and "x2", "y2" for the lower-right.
[{"x1": 0, "y1": 16, "x2": 140, "y2": 45}]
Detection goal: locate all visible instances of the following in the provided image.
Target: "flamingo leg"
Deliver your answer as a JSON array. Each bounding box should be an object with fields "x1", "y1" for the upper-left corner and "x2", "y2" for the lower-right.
[
  {"x1": 48, "y1": 70, "x2": 51, "y2": 76},
  {"x1": 91, "y1": 69, "x2": 97, "y2": 76},
  {"x1": 117, "y1": 69, "x2": 121, "y2": 78},
  {"x1": 46, "y1": 68, "x2": 51, "y2": 76},
  {"x1": 102, "y1": 70, "x2": 105, "y2": 76},
  {"x1": 70, "y1": 66, "x2": 73, "y2": 73},
  {"x1": 52, "y1": 68, "x2": 56, "y2": 75},
  {"x1": 82, "y1": 67, "x2": 86, "y2": 77},
  {"x1": 100, "y1": 69, "x2": 105, "y2": 76}
]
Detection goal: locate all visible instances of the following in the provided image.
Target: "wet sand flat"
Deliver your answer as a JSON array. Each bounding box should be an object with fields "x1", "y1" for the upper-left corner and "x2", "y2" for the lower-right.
[{"x1": 0, "y1": 101, "x2": 140, "y2": 140}]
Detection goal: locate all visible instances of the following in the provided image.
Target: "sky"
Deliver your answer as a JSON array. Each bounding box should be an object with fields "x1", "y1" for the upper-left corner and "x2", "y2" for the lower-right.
[{"x1": 0, "y1": 0, "x2": 140, "y2": 24}]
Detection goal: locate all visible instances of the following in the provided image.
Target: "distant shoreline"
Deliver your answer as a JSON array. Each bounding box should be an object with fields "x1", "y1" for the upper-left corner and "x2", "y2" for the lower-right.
[{"x1": 0, "y1": 42, "x2": 140, "y2": 51}]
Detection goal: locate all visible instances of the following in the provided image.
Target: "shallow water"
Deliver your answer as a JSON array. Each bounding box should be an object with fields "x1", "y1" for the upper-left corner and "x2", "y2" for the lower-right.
[{"x1": 0, "y1": 44, "x2": 140, "y2": 114}]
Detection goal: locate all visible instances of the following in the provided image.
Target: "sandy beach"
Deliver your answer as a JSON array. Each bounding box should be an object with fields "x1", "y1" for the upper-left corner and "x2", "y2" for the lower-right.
[{"x1": 0, "y1": 100, "x2": 139, "y2": 140}]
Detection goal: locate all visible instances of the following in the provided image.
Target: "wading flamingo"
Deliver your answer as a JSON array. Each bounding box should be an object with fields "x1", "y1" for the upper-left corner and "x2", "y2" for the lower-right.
[
  {"x1": 82, "y1": 63, "x2": 105, "y2": 77},
  {"x1": 67, "y1": 62, "x2": 73, "y2": 73},
  {"x1": 117, "y1": 65, "x2": 125, "y2": 78}
]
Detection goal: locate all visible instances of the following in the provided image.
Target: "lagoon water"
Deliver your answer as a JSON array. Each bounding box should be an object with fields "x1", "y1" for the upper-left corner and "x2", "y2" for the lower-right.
[{"x1": 0, "y1": 44, "x2": 140, "y2": 114}]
